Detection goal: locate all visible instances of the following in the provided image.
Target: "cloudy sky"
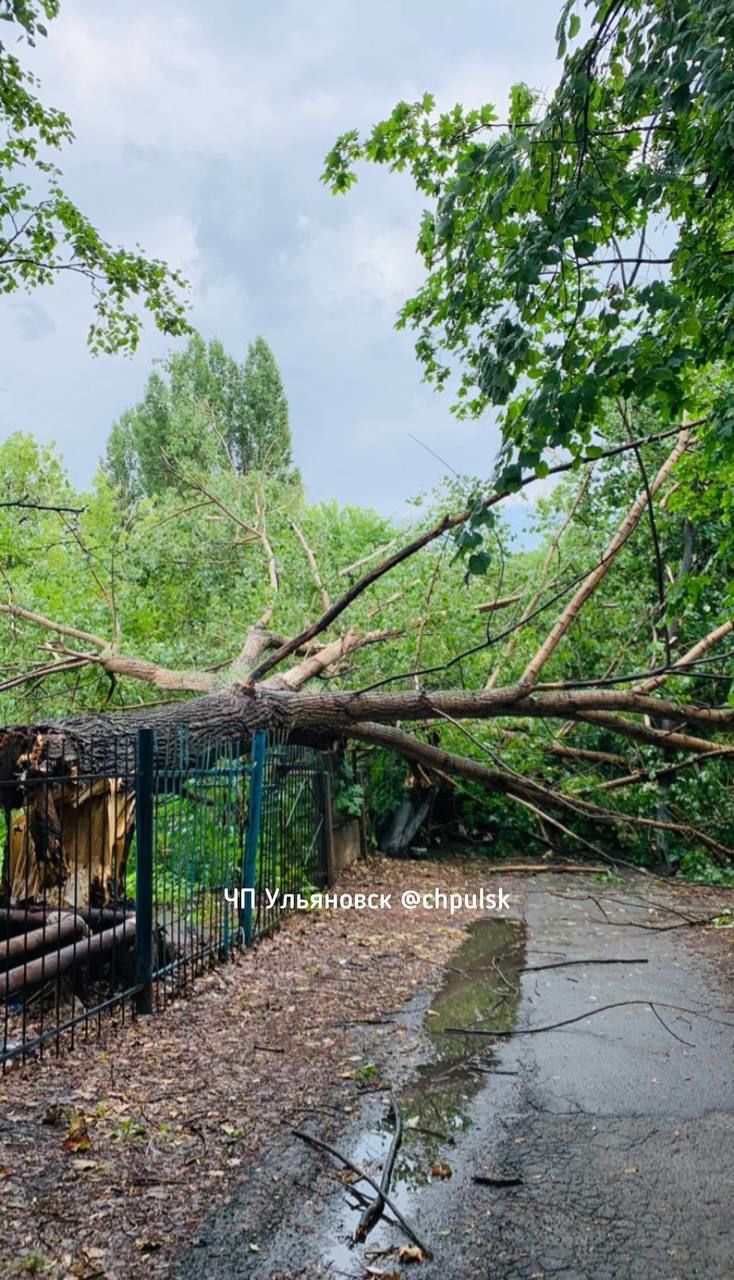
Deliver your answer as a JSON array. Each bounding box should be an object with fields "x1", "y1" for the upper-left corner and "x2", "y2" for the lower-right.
[{"x1": 1, "y1": 0, "x2": 560, "y2": 523}]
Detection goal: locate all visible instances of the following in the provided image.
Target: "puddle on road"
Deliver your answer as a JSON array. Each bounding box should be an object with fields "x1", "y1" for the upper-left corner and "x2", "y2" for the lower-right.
[{"x1": 324, "y1": 916, "x2": 526, "y2": 1272}]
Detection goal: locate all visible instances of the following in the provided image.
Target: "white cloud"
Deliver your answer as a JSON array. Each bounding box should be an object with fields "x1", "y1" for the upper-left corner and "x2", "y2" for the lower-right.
[
  {"x1": 291, "y1": 214, "x2": 424, "y2": 315},
  {"x1": 33, "y1": 6, "x2": 369, "y2": 159},
  {"x1": 4, "y1": 0, "x2": 563, "y2": 519},
  {"x1": 128, "y1": 212, "x2": 201, "y2": 282}
]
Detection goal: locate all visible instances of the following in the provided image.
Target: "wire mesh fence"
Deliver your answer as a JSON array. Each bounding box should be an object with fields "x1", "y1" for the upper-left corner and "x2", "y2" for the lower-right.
[
  {"x1": 1, "y1": 729, "x2": 331, "y2": 1066},
  {"x1": 252, "y1": 738, "x2": 331, "y2": 939}
]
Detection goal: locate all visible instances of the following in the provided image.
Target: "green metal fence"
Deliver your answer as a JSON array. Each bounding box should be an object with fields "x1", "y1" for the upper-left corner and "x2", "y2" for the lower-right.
[
  {"x1": 1, "y1": 729, "x2": 331, "y2": 1064},
  {"x1": 251, "y1": 738, "x2": 331, "y2": 940}
]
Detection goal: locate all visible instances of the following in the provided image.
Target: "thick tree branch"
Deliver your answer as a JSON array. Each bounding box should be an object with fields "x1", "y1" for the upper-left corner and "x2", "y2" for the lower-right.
[
  {"x1": 289, "y1": 520, "x2": 330, "y2": 611},
  {"x1": 268, "y1": 630, "x2": 399, "y2": 691},
  {"x1": 247, "y1": 422, "x2": 705, "y2": 685},
  {"x1": 519, "y1": 430, "x2": 691, "y2": 690},
  {"x1": 634, "y1": 620, "x2": 734, "y2": 695},
  {"x1": 476, "y1": 592, "x2": 523, "y2": 615},
  {"x1": 347, "y1": 722, "x2": 733, "y2": 858},
  {"x1": 486, "y1": 468, "x2": 593, "y2": 687},
  {"x1": 0, "y1": 602, "x2": 107, "y2": 650},
  {"x1": 339, "y1": 538, "x2": 398, "y2": 577}
]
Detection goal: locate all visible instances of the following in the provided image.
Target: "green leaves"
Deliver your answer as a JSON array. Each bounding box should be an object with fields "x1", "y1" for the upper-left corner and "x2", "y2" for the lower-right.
[
  {"x1": 555, "y1": 0, "x2": 580, "y2": 57},
  {"x1": 104, "y1": 333, "x2": 294, "y2": 502},
  {"x1": 0, "y1": 0, "x2": 189, "y2": 352},
  {"x1": 465, "y1": 549, "x2": 492, "y2": 579},
  {"x1": 451, "y1": 491, "x2": 497, "y2": 578},
  {"x1": 321, "y1": 130, "x2": 362, "y2": 193},
  {"x1": 323, "y1": 0, "x2": 734, "y2": 473}
]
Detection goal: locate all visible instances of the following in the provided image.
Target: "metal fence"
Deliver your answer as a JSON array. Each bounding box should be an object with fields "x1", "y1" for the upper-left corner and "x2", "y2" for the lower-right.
[
  {"x1": 1, "y1": 729, "x2": 331, "y2": 1066},
  {"x1": 252, "y1": 739, "x2": 331, "y2": 939}
]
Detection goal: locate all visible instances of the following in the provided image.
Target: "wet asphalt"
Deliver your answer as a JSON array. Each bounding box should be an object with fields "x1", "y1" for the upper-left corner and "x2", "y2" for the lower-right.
[{"x1": 171, "y1": 875, "x2": 734, "y2": 1280}]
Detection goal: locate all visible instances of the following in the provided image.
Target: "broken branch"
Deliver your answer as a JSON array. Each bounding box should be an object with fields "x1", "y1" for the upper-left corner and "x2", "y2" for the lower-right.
[
  {"x1": 355, "y1": 1091, "x2": 403, "y2": 1243},
  {"x1": 291, "y1": 1127, "x2": 432, "y2": 1258}
]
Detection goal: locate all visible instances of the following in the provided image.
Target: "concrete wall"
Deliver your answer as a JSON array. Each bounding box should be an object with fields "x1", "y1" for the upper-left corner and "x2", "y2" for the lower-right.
[{"x1": 332, "y1": 818, "x2": 362, "y2": 876}]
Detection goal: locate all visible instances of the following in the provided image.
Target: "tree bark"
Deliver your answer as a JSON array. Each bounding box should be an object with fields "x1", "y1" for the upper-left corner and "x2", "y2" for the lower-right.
[{"x1": 2, "y1": 680, "x2": 732, "y2": 779}]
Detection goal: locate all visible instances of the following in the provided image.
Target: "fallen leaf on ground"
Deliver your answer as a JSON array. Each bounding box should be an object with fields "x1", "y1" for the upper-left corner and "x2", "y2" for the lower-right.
[
  {"x1": 398, "y1": 1244, "x2": 424, "y2": 1263},
  {"x1": 63, "y1": 1119, "x2": 92, "y2": 1153}
]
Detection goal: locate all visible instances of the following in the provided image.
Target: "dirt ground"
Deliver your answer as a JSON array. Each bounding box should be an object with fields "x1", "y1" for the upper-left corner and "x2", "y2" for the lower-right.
[
  {"x1": 1, "y1": 858, "x2": 732, "y2": 1280},
  {"x1": 0, "y1": 857, "x2": 513, "y2": 1278}
]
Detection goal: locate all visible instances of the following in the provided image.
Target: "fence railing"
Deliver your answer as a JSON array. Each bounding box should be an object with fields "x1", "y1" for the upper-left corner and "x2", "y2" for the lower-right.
[{"x1": 1, "y1": 729, "x2": 331, "y2": 1066}]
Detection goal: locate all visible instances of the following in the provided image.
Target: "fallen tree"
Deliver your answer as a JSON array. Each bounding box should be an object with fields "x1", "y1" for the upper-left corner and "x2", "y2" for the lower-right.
[{"x1": 1, "y1": 423, "x2": 733, "y2": 906}]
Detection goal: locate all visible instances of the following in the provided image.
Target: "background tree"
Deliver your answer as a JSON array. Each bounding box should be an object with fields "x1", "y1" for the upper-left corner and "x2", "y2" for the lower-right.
[
  {"x1": 0, "y1": 0, "x2": 189, "y2": 352},
  {"x1": 104, "y1": 333, "x2": 294, "y2": 501},
  {"x1": 237, "y1": 337, "x2": 293, "y2": 474}
]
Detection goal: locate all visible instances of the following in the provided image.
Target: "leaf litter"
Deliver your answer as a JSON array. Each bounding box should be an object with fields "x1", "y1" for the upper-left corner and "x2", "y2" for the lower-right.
[{"x1": 0, "y1": 857, "x2": 503, "y2": 1280}]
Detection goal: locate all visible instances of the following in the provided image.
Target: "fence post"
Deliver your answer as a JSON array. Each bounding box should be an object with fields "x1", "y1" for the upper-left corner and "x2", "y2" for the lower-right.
[
  {"x1": 322, "y1": 761, "x2": 336, "y2": 887},
  {"x1": 240, "y1": 731, "x2": 266, "y2": 945},
  {"x1": 134, "y1": 728, "x2": 154, "y2": 1014}
]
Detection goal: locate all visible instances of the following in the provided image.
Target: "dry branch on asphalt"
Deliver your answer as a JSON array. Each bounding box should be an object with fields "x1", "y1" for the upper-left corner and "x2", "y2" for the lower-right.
[
  {"x1": 441, "y1": 998, "x2": 734, "y2": 1047},
  {"x1": 355, "y1": 1091, "x2": 404, "y2": 1243},
  {"x1": 292, "y1": 1127, "x2": 432, "y2": 1258}
]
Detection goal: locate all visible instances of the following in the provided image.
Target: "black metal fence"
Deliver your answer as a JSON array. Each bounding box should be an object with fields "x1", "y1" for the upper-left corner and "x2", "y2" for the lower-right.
[
  {"x1": 0, "y1": 729, "x2": 331, "y2": 1067},
  {"x1": 251, "y1": 739, "x2": 331, "y2": 939}
]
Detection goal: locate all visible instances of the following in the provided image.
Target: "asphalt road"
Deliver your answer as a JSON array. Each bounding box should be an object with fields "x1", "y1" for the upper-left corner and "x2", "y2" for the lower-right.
[{"x1": 172, "y1": 875, "x2": 734, "y2": 1280}]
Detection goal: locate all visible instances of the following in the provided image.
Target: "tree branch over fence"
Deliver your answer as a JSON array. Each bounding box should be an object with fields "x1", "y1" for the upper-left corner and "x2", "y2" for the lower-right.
[{"x1": 2, "y1": 411, "x2": 731, "y2": 867}]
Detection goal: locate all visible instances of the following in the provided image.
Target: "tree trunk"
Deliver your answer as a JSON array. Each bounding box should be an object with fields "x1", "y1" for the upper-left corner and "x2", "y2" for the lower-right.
[
  {"x1": 381, "y1": 788, "x2": 437, "y2": 857},
  {"x1": 7, "y1": 777, "x2": 135, "y2": 909}
]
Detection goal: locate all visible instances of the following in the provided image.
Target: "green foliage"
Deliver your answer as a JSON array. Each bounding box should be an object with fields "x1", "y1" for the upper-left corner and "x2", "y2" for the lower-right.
[
  {"x1": 237, "y1": 337, "x2": 293, "y2": 475},
  {"x1": 323, "y1": 1, "x2": 734, "y2": 479},
  {"x1": 104, "y1": 333, "x2": 294, "y2": 500},
  {"x1": 0, "y1": 1, "x2": 189, "y2": 351},
  {"x1": 678, "y1": 852, "x2": 734, "y2": 888},
  {"x1": 331, "y1": 757, "x2": 365, "y2": 822},
  {"x1": 363, "y1": 747, "x2": 408, "y2": 830}
]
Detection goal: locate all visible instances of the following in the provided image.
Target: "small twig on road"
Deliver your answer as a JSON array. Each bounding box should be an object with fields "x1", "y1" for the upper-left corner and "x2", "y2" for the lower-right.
[
  {"x1": 541, "y1": 890, "x2": 718, "y2": 930},
  {"x1": 521, "y1": 957, "x2": 649, "y2": 973},
  {"x1": 475, "y1": 863, "x2": 611, "y2": 874},
  {"x1": 471, "y1": 1066, "x2": 519, "y2": 1075},
  {"x1": 332, "y1": 1018, "x2": 396, "y2": 1027},
  {"x1": 473, "y1": 1174, "x2": 524, "y2": 1187},
  {"x1": 589, "y1": 911, "x2": 725, "y2": 933},
  {"x1": 346, "y1": 1184, "x2": 401, "y2": 1231},
  {"x1": 491, "y1": 958, "x2": 518, "y2": 993},
  {"x1": 647, "y1": 1003, "x2": 693, "y2": 1046},
  {"x1": 292, "y1": 1126, "x2": 432, "y2": 1258},
  {"x1": 621, "y1": 914, "x2": 727, "y2": 933}
]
